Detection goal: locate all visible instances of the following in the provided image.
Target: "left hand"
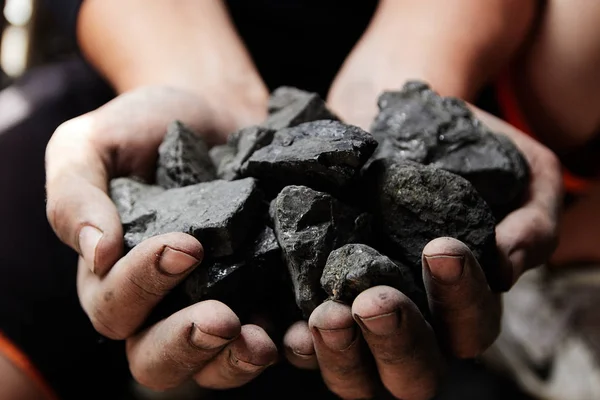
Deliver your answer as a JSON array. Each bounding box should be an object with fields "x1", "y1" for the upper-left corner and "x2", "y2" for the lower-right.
[{"x1": 281, "y1": 109, "x2": 562, "y2": 399}]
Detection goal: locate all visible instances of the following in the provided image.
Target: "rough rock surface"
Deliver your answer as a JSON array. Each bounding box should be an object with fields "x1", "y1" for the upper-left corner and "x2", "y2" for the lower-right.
[
  {"x1": 264, "y1": 86, "x2": 339, "y2": 130},
  {"x1": 365, "y1": 158, "x2": 499, "y2": 280},
  {"x1": 156, "y1": 121, "x2": 216, "y2": 188},
  {"x1": 321, "y1": 244, "x2": 422, "y2": 305},
  {"x1": 184, "y1": 226, "x2": 281, "y2": 307},
  {"x1": 242, "y1": 120, "x2": 378, "y2": 194},
  {"x1": 110, "y1": 177, "x2": 164, "y2": 216},
  {"x1": 111, "y1": 178, "x2": 262, "y2": 258},
  {"x1": 214, "y1": 126, "x2": 276, "y2": 181},
  {"x1": 270, "y1": 185, "x2": 372, "y2": 317},
  {"x1": 209, "y1": 144, "x2": 235, "y2": 172},
  {"x1": 371, "y1": 81, "x2": 529, "y2": 217}
]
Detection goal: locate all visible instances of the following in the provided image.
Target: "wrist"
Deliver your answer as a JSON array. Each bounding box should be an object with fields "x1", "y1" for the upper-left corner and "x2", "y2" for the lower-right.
[{"x1": 203, "y1": 80, "x2": 270, "y2": 140}]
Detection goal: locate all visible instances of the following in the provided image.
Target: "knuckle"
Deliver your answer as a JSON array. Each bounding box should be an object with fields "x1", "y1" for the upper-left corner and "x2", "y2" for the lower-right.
[
  {"x1": 454, "y1": 327, "x2": 500, "y2": 359},
  {"x1": 529, "y1": 210, "x2": 558, "y2": 249},
  {"x1": 129, "y1": 366, "x2": 172, "y2": 392},
  {"x1": 46, "y1": 195, "x2": 81, "y2": 248},
  {"x1": 88, "y1": 304, "x2": 131, "y2": 340},
  {"x1": 541, "y1": 148, "x2": 561, "y2": 174},
  {"x1": 125, "y1": 271, "x2": 169, "y2": 299}
]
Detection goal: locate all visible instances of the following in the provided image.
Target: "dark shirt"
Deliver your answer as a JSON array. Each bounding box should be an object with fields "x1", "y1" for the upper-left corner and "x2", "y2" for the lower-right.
[{"x1": 42, "y1": 0, "x2": 379, "y2": 97}]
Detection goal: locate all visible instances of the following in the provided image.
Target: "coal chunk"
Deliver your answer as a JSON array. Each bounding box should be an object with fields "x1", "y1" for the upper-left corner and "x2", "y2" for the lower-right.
[
  {"x1": 371, "y1": 81, "x2": 529, "y2": 217},
  {"x1": 155, "y1": 121, "x2": 216, "y2": 188},
  {"x1": 184, "y1": 226, "x2": 281, "y2": 308},
  {"x1": 110, "y1": 177, "x2": 164, "y2": 216},
  {"x1": 264, "y1": 86, "x2": 339, "y2": 130},
  {"x1": 270, "y1": 185, "x2": 371, "y2": 318},
  {"x1": 209, "y1": 144, "x2": 235, "y2": 171},
  {"x1": 111, "y1": 178, "x2": 262, "y2": 258},
  {"x1": 365, "y1": 159, "x2": 499, "y2": 283},
  {"x1": 242, "y1": 120, "x2": 378, "y2": 194},
  {"x1": 214, "y1": 126, "x2": 276, "y2": 180},
  {"x1": 321, "y1": 244, "x2": 423, "y2": 305}
]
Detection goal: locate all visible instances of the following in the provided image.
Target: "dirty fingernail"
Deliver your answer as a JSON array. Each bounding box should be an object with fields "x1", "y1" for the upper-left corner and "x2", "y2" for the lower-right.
[
  {"x1": 424, "y1": 255, "x2": 465, "y2": 284},
  {"x1": 159, "y1": 247, "x2": 200, "y2": 275},
  {"x1": 355, "y1": 311, "x2": 400, "y2": 336},
  {"x1": 314, "y1": 327, "x2": 356, "y2": 351},
  {"x1": 79, "y1": 225, "x2": 103, "y2": 273},
  {"x1": 229, "y1": 349, "x2": 271, "y2": 372},
  {"x1": 190, "y1": 323, "x2": 233, "y2": 350}
]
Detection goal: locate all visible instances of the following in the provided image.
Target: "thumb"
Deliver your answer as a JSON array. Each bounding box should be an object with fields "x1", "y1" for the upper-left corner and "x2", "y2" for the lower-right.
[{"x1": 45, "y1": 115, "x2": 123, "y2": 276}]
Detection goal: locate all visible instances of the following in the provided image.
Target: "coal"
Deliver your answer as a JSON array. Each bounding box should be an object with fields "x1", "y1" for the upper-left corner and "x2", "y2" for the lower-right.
[
  {"x1": 241, "y1": 120, "x2": 378, "y2": 194},
  {"x1": 214, "y1": 125, "x2": 276, "y2": 181},
  {"x1": 184, "y1": 226, "x2": 282, "y2": 314},
  {"x1": 209, "y1": 144, "x2": 235, "y2": 172},
  {"x1": 264, "y1": 86, "x2": 339, "y2": 130},
  {"x1": 270, "y1": 185, "x2": 372, "y2": 318},
  {"x1": 110, "y1": 84, "x2": 524, "y2": 324},
  {"x1": 371, "y1": 81, "x2": 529, "y2": 217},
  {"x1": 110, "y1": 177, "x2": 164, "y2": 216},
  {"x1": 156, "y1": 121, "x2": 216, "y2": 188},
  {"x1": 110, "y1": 177, "x2": 263, "y2": 258},
  {"x1": 321, "y1": 244, "x2": 423, "y2": 306},
  {"x1": 364, "y1": 158, "x2": 499, "y2": 282}
]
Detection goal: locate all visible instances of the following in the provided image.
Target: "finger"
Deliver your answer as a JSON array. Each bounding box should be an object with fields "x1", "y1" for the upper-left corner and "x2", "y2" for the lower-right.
[
  {"x1": 496, "y1": 131, "x2": 561, "y2": 282},
  {"x1": 194, "y1": 324, "x2": 278, "y2": 390},
  {"x1": 309, "y1": 301, "x2": 376, "y2": 399},
  {"x1": 46, "y1": 116, "x2": 123, "y2": 276},
  {"x1": 126, "y1": 300, "x2": 240, "y2": 391},
  {"x1": 283, "y1": 321, "x2": 318, "y2": 370},
  {"x1": 353, "y1": 286, "x2": 444, "y2": 400},
  {"x1": 473, "y1": 107, "x2": 563, "y2": 285},
  {"x1": 422, "y1": 237, "x2": 501, "y2": 358},
  {"x1": 78, "y1": 232, "x2": 203, "y2": 339}
]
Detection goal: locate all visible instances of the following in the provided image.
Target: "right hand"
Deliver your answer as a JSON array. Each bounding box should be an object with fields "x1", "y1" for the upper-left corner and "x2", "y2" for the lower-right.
[{"x1": 45, "y1": 85, "x2": 277, "y2": 391}]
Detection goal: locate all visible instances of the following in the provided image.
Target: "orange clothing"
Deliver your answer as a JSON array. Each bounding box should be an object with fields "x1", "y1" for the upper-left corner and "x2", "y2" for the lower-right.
[{"x1": 495, "y1": 72, "x2": 593, "y2": 196}]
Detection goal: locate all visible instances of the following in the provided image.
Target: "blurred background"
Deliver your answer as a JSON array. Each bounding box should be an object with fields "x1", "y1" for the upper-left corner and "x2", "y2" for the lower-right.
[{"x1": 0, "y1": 0, "x2": 74, "y2": 90}]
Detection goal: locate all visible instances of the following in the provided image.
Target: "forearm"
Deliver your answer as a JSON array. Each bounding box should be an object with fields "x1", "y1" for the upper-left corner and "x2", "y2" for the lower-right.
[
  {"x1": 77, "y1": 0, "x2": 268, "y2": 131},
  {"x1": 328, "y1": 0, "x2": 537, "y2": 128}
]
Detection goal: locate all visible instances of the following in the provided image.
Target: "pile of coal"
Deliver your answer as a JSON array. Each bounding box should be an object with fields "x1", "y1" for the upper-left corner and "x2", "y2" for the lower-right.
[
  {"x1": 110, "y1": 81, "x2": 529, "y2": 325},
  {"x1": 370, "y1": 81, "x2": 529, "y2": 218}
]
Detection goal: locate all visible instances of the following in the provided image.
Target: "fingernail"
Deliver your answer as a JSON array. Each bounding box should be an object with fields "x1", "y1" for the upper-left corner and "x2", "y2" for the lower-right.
[
  {"x1": 424, "y1": 255, "x2": 465, "y2": 284},
  {"x1": 290, "y1": 348, "x2": 315, "y2": 359},
  {"x1": 158, "y1": 246, "x2": 200, "y2": 275},
  {"x1": 229, "y1": 349, "x2": 270, "y2": 372},
  {"x1": 190, "y1": 323, "x2": 233, "y2": 350},
  {"x1": 314, "y1": 327, "x2": 356, "y2": 351},
  {"x1": 78, "y1": 225, "x2": 102, "y2": 273},
  {"x1": 355, "y1": 311, "x2": 400, "y2": 336}
]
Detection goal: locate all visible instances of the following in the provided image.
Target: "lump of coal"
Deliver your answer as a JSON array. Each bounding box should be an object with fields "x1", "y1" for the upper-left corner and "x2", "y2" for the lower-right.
[
  {"x1": 271, "y1": 185, "x2": 372, "y2": 318},
  {"x1": 242, "y1": 120, "x2": 377, "y2": 194},
  {"x1": 156, "y1": 121, "x2": 216, "y2": 188},
  {"x1": 371, "y1": 81, "x2": 529, "y2": 217},
  {"x1": 214, "y1": 126, "x2": 276, "y2": 181},
  {"x1": 209, "y1": 144, "x2": 235, "y2": 171},
  {"x1": 321, "y1": 244, "x2": 423, "y2": 306},
  {"x1": 110, "y1": 178, "x2": 262, "y2": 258},
  {"x1": 264, "y1": 86, "x2": 339, "y2": 130},
  {"x1": 110, "y1": 177, "x2": 164, "y2": 216},
  {"x1": 365, "y1": 158, "x2": 499, "y2": 283},
  {"x1": 184, "y1": 226, "x2": 281, "y2": 312}
]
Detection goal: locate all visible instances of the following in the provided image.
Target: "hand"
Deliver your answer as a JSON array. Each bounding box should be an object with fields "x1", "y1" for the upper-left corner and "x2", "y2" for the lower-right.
[
  {"x1": 282, "y1": 111, "x2": 563, "y2": 400},
  {"x1": 45, "y1": 86, "x2": 277, "y2": 391}
]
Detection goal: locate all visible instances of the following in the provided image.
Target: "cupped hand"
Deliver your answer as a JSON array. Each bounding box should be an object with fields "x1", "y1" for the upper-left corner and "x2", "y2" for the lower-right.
[
  {"x1": 45, "y1": 85, "x2": 276, "y2": 391},
  {"x1": 283, "y1": 110, "x2": 563, "y2": 399}
]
